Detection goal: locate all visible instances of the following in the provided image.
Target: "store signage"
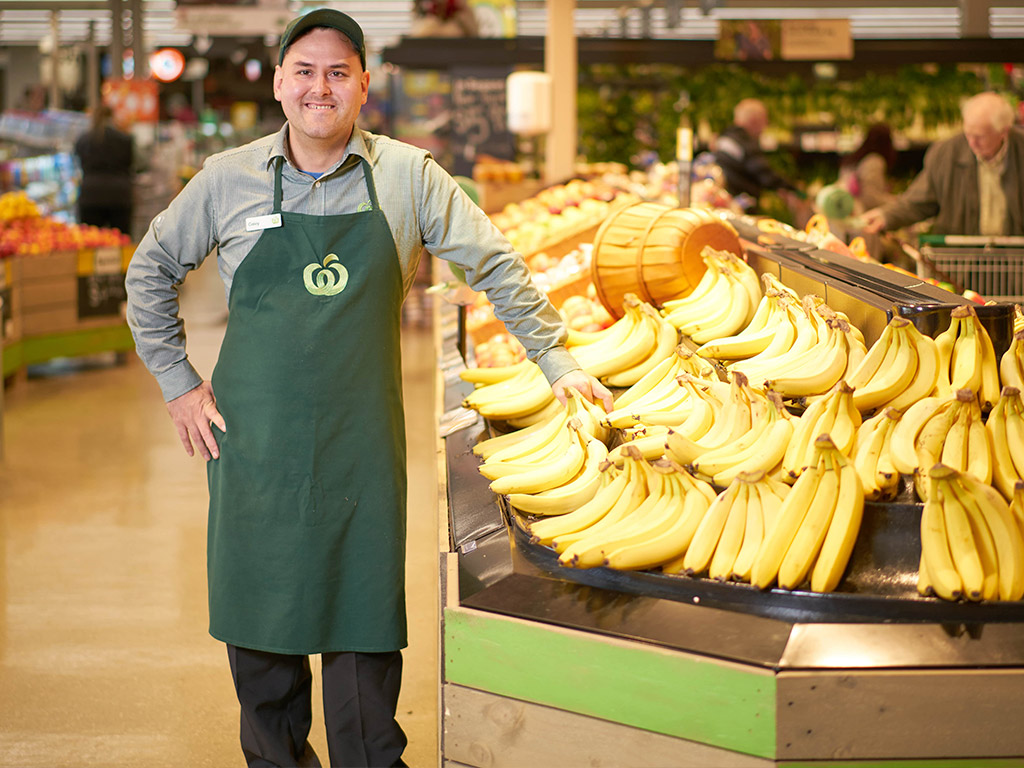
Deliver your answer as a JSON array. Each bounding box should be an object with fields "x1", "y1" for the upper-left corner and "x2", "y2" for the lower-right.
[
  {"x1": 175, "y1": 6, "x2": 293, "y2": 36},
  {"x1": 449, "y1": 67, "x2": 516, "y2": 178},
  {"x1": 716, "y1": 19, "x2": 853, "y2": 61}
]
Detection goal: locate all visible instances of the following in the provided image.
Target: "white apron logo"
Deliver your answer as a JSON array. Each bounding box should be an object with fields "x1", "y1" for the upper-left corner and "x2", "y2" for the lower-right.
[{"x1": 303, "y1": 254, "x2": 348, "y2": 296}]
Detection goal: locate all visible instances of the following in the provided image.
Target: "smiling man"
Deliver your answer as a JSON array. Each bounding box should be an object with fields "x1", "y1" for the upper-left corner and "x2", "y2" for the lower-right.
[
  {"x1": 125, "y1": 8, "x2": 610, "y2": 768},
  {"x1": 862, "y1": 91, "x2": 1024, "y2": 236}
]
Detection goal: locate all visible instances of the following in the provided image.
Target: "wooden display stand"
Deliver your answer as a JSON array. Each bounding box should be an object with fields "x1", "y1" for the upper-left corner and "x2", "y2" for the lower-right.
[{"x1": 1, "y1": 246, "x2": 136, "y2": 380}]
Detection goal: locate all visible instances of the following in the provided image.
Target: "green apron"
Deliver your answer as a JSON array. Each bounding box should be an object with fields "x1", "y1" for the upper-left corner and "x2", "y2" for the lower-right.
[{"x1": 206, "y1": 156, "x2": 407, "y2": 655}]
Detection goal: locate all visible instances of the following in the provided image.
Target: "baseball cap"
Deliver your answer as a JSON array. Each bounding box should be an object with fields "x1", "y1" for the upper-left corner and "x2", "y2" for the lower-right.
[{"x1": 278, "y1": 9, "x2": 365, "y2": 70}]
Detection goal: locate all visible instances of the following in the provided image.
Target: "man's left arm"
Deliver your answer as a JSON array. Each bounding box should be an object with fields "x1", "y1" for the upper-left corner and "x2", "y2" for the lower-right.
[{"x1": 417, "y1": 159, "x2": 612, "y2": 410}]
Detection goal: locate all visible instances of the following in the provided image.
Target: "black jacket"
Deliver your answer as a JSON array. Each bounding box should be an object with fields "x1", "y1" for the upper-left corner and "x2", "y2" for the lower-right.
[
  {"x1": 75, "y1": 127, "x2": 134, "y2": 208},
  {"x1": 713, "y1": 124, "x2": 795, "y2": 205}
]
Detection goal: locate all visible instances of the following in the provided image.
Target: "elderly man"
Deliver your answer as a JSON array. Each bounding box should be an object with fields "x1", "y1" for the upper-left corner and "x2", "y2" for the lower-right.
[
  {"x1": 862, "y1": 91, "x2": 1024, "y2": 236},
  {"x1": 713, "y1": 97, "x2": 800, "y2": 212}
]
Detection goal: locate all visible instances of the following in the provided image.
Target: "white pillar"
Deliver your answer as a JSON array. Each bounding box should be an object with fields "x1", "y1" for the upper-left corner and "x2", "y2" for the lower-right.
[
  {"x1": 48, "y1": 11, "x2": 61, "y2": 108},
  {"x1": 544, "y1": 0, "x2": 576, "y2": 184}
]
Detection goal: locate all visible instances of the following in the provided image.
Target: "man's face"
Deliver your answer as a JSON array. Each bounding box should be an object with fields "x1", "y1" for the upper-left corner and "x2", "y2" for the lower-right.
[
  {"x1": 963, "y1": 111, "x2": 1008, "y2": 161},
  {"x1": 273, "y1": 27, "x2": 368, "y2": 149}
]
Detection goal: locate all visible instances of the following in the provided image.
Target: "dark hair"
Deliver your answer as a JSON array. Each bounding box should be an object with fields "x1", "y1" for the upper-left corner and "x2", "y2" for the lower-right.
[
  {"x1": 91, "y1": 104, "x2": 115, "y2": 141},
  {"x1": 843, "y1": 123, "x2": 896, "y2": 172}
]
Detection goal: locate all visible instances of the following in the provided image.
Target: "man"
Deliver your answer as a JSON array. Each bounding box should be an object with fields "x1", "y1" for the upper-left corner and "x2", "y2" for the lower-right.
[
  {"x1": 124, "y1": 9, "x2": 611, "y2": 768},
  {"x1": 861, "y1": 91, "x2": 1024, "y2": 236},
  {"x1": 713, "y1": 97, "x2": 800, "y2": 212}
]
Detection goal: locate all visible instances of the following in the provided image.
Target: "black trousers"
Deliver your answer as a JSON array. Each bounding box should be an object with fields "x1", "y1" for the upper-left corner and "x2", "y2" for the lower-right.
[{"x1": 227, "y1": 644, "x2": 408, "y2": 768}]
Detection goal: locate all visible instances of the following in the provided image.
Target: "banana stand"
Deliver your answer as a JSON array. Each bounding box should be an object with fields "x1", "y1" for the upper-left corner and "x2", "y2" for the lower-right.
[{"x1": 434, "y1": 224, "x2": 1024, "y2": 768}]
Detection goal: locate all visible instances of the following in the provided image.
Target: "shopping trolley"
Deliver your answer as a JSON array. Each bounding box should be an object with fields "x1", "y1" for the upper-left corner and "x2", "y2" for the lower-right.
[{"x1": 911, "y1": 234, "x2": 1024, "y2": 304}]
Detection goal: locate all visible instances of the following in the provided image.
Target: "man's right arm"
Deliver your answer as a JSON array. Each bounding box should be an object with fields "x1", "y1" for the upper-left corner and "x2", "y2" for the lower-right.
[{"x1": 864, "y1": 141, "x2": 944, "y2": 233}]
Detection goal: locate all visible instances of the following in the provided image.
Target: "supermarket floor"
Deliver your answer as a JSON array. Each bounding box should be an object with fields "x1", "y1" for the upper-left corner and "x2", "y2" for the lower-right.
[{"x1": 0, "y1": 257, "x2": 440, "y2": 768}]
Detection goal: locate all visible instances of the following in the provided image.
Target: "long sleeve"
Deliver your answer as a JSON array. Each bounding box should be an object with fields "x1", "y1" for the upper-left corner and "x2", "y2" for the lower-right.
[
  {"x1": 854, "y1": 154, "x2": 893, "y2": 212},
  {"x1": 414, "y1": 155, "x2": 579, "y2": 384},
  {"x1": 877, "y1": 143, "x2": 943, "y2": 231},
  {"x1": 125, "y1": 168, "x2": 219, "y2": 401}
]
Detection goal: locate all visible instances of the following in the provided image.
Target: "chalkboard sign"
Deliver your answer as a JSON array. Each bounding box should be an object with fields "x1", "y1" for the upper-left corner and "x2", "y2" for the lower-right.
[
  {"x1": 77, "y1": 274, "x2": 126, "y2": 318},
  {"x1": 449, "y1": 66, "x2": 516, "y2": 177}
]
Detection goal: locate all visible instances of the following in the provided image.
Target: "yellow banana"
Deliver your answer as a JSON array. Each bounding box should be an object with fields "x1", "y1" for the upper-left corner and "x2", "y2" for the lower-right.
[
  {"x1": 986, "y1": 388, "x2": 1023, "y2": 500},
  {"x1": 1010, "y1": 480, "x2": 1024, "y2": 540},
  {"x1": 778, "y1": 443, "x2": 842, "y2": 591},
  {"x1": 764, "y1": 319, "x2": 849, "y2": 398},
  {"x1": 726, "y1": 301, "x2": 800, "y2": 375},
  {"x1": 976, "y1": 318, "x2": 1001, "y2": 410},
  {"x1": 529, "y1": 460, "x2": 624, "y2": 544},
  {"x1": 852, "y1": 408, "x2": 899, "y2": 501},
  {"x1": 482, "y1": 396, "x2": 575, "y2": 465},
  {"x1": 696, "y1": 288, "x2": 784, "y2": 360},
  {"x1": 709, "y1": 483, "x2": 750, "y2": 581},
  {"x1": 460, "y1": 359, "x2": 531, "y2": 385},
  {"x1": 933, "y1": 312, "x2": 959, "y2": 398},
  {"x1": 963, "y1": 395, "x2": 993, "y2": 485},
  {"x1": 844, "y1": 319, "x2": 897, "y2": 391},
  {"x1": 949, "y1": 475, "x2": 1023, "y2": 601},
  {"x1": 606, "y1": 487, "x2": 707, "y2": 571},
  {"x1": 1005, "y1": 393, "x2": 1024, "y2": 481},
  {"x1": 602, "y1": 305, "x2": 680, "y2": 387},
  {"x1": 851, "y1": 318, "x2": 918, "y2": 413},
  {"x1": 472, "y1": 403, "x2": 565, "y2": 459},
  {"x1": 937, "y1": 391, "x2": 971, "y2": 474},
  {"x1": 663, "y1": 268, "x2": 733, "y2": 330},
  {"x1": 1015, "y1": 304, "x2": 1024, "y2": 335},
  {"x1": 665, "y1": 372, "x2": 752, "y2": 465},
  {"x1": 507, "y1": 436, "x2": 609, "y2": 516},
  {"x1": 730, "y1": 472, "x2": 767, "y2": 582},
  {"x1": 960, "y1": 487, "x2": 1000, "y2": 601},
  {"x1": 932, "y1": 468, "x2": 984, "y2": 601},
  {"x1": 554, "y1": 456, "x2": 648, "y2": 556},
  {"x1": 918, "y1": 551, "x2": 934, "y2": 597},
  {"x1": 887, "y1": 320, "x2": 941, "y2": 412},
  {"x1": 683, "y1": 480, "x2": 743, "y2": 575},
  {"x1": 751, "y1": 459, "x2": 824, "y2": 589},
  {"x1": 504, "y1": 397, "x2": 562, "y2": 428},
  {"x1": 661, "y1": 259, "x2": 721, "y2": 312},
  {"x1": 1000, "y1": 330, "x2": 1024, "y2": 392},
  {"x1": 687, "y1": 272, "x2": 754, "y2": 344},
  {"x1": 949, "y1": 307, "x2": 983, "y2": 395},
  {"x1": 575, "y1": 304, "x2": 660, "y2": 380},
  {"x1": 781, "y1": 393, "x2": 829, "y2": 480},
  {"x1": 489, "y1": 420, "x2": 587, "y2": 495},
  {"x1": 919, "y1": 470, "x2": 963, "y2": 601},
  {"x1": 810, "y1": 450, "x2": 865, "y2": 592},
  {"x1": 889, "y1": 396, "x2": 947, "y2": 476},
  {"x1": 608, "y1": 351, "x2": 679, "y2": 414},
  {"x1": 478, "y1": 423, "x2": 576, "y2": 479},
  {"x1": 569, "y1": 297, "x2": 642, "y2": 364},
  {"x1": 912, "y1": 396, "x2": 966, "y2": 498}
]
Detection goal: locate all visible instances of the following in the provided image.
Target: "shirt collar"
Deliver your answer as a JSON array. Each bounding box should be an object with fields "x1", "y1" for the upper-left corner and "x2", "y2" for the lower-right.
[
  {"x1": 977, "y1": 136, "x2": 1009, "y2": 172},
  {"x1": 266, "y1": 124, "x2": 370, "y2": 174}
]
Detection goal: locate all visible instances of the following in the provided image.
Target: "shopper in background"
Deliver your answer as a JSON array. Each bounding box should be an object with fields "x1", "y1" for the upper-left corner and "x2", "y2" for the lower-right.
[
  {"x1": 841, "y1": 122, "x2": 897, "y2": 213},
  {"x1": 74, "y1": 104, "x2": 134, "y2": 236},
  {"x1": 713, "y1": 97, "x2": 801, "y2": 213},
  {"x1": 125, "y1": 9, "x2": 611, "y2": 768},
  {"x1": 861, "y1": 91, "x2": 1024, "y2": 236}
]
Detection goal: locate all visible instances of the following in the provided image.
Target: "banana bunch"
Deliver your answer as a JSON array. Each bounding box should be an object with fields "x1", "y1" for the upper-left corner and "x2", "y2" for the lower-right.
[
  {"x1": 608, "y1": 375, "x2": 724, "y2": 461},
  {"x1": 568, "y1": 294, "x2": 679, "y2": 386},
  {"x1": 462, "y1": 360, "x2": 555, "y2": 421},
  {"x1": 731, "y1": 296, "x2": 866, "y2": 399},
  {"x1": 460, "y1": 358, "x2": 532, "y2": 386},
  {"x1": 1015, "y1": 304, "x2": 1024, "y2": 334},
  {"x1": 751, "y1": 436, "x2": 865, "y2": 593},
  {"x1": 484, "y1": 417, "x2": 588, "y2": 496},
  {"x1": 696, "y1": 277, "x2": 799, "y2": 361},
  {"x1": 934, "y1": 304, "x2": 1001, "y2": 409},
  {"x1": 547, "y1": 448, "x2": 719, "y2": 570},
  {"x1": 986, "y1": 386, "x2": 1024, "y2": 501},
  {"x1": 665, "y1": 372, "x2": 760, "y2": 467},
  {"x1": 850, "y1": 407, "x2": 902, "y2": 501},
  {"x1": 661, "y1": 247, "x2": 761, "y2": 343},
  {"x1": 689, "y1": 391, "x2": 796, "y2": 487},
  {"x1": 843, "y1": 316, "x2": 941, "y2": 414},
  {"x1": 669, "y1": 470, "x2": 790, "y2": 582},
  {"x1": 919, "y1": 464, "x2": 1024, "y2": 602},
  {"x1": 603, "y1": 347, "x2": 718, "y2": 430},
  {"x1": 782, "y1": 381, "x2": 861, "y2": 480},
  {"x1": 890, "y1": 388, "x2": 993, "y2": 500},
  {"x1": 1001, "y1": 329, "x2": 1024, "y2": 391},
  {"x1": 1013, "y1": 480, "x2": 1024, "y2": 529}
]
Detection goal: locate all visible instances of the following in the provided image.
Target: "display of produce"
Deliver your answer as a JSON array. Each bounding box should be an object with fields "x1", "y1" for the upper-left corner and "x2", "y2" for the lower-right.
[
  {"x1": 458, "y1": 216, "x2": 1024, "y2": 603},
  {"x1": 0, "y1": 190, "x2": 130, "y2": 257}
]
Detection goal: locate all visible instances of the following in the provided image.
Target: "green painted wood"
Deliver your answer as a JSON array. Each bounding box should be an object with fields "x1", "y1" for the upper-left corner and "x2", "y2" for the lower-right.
[
  {"x1": 21, "y1": 324, "x2": 133, "y2": 367},
  {"x1": 444, "y1": 607, "x2": 776, "y2": 759},
  {"x1": 779, "y1": 759, "x2": 1024, "y2": 768},
  {"x1": 2, "y1": 340, "x2": 23, "y2": 377}
]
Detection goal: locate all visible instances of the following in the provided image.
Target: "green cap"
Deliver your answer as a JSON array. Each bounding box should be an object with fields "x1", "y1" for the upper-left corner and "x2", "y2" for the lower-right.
[{"x1": 278, "y1": 9, "x2": 365, "y2": 70}]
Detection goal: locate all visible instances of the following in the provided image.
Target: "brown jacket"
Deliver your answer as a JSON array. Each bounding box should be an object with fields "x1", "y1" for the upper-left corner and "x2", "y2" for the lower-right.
[{"x1": 880, "y1": 128, "x2": 1024, "y2": 235}]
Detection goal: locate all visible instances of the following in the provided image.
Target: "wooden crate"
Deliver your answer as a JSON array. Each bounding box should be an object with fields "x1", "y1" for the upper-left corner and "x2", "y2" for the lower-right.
[
  {"x1": 14, "y1": 250, "x2": 79, "y2": 337},
  {"x1": 1, "y1": 258, "x2": 20, "y2": 350}
]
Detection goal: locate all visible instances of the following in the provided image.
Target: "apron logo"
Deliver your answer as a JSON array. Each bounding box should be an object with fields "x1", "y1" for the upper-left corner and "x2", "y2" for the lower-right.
[{"x1": 303, "y1": 254, "x2": 348, "y2": 296}]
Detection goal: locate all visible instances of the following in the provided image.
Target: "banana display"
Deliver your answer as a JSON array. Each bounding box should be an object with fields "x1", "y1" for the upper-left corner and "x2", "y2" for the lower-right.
[
  {"x1": 661, "y1": 247, "x2": 760, "y2": 342},
  {"x1": 919, "y1": 464, "x2": 1024, "y2": 602},
  {"x1": 460, "y1": 252, "x2": 1024, "y2": 601}
]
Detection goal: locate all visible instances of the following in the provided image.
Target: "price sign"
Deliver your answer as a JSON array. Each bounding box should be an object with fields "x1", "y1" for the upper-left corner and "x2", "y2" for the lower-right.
[
  {"x1": 77, "y1": 273, "x2": 126, "y2": 319},
  {"x1": 449, "y1": 67, "x2": 516, "y2": 177}
]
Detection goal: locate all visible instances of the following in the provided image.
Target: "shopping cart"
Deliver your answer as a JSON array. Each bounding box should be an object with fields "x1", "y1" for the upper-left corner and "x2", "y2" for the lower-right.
[{"x1": 910, "y1": 234, "x2": 1024, "y2": 304}]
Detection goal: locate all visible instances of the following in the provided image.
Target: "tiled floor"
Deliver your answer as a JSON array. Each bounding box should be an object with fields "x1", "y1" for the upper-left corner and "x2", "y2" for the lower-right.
[{"x1": 0, "y1": 257, "x2": 440, "y2": 767}]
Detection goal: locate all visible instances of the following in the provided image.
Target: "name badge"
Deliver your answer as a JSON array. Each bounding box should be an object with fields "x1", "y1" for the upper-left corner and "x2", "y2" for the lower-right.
[{"x1": 245, "y1": 213, "x2": 282, "y2": 231}]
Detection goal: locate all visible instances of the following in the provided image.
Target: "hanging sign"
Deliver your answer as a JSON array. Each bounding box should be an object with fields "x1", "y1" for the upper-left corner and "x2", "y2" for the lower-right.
[{"x1": 780, "y1": 19, "x2": 853, "y2": 61}]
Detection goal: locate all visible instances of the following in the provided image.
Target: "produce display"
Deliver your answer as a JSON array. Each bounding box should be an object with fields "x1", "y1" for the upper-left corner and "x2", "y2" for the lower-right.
[
  {"x1": 459, "y1": 226, "x2": 1024, "y2": 604},
  {"x1": 0, "y1": 190, "x2": 130, "y2": 257}
]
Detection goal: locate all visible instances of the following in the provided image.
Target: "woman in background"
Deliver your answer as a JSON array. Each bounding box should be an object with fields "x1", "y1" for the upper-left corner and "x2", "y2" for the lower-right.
[
  {"x1": 75, "y1": 104, "x2": 134, "y2": 237},
  {"x1": 841, "y1": 122, "x2": 897, "y2": 213}
]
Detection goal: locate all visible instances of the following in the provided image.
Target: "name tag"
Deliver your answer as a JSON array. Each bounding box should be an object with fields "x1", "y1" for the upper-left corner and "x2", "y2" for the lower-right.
[{"x1": 245, "y1": 213, "x2": 282, "y2": 231}]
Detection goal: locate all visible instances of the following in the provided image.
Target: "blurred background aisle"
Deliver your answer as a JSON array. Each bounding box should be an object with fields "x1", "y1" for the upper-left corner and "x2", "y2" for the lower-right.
[{"x1": 0, "y1": 255, "x2": 439, "y2": 768}]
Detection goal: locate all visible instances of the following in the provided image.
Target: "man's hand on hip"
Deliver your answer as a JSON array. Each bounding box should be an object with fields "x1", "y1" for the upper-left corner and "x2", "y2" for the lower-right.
[{"x1": 167, "y1": 381, "x2": 226, "y2": 460}]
